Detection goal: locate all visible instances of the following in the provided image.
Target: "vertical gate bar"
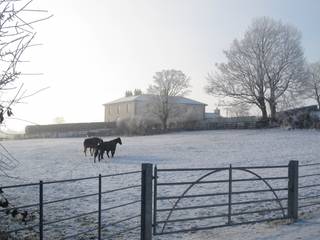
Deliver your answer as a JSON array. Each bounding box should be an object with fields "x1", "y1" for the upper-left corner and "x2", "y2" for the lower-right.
[
  {"x1": 228, "y1": 164, "x2": 232, "y2": 225},
  {"x1": 288, "y1": 160, "x2": 299, "y2": 220},
  {"x1": 141, "y1": 166, "x2": 146, "y2": 239},
  {"x1": 39, "y1": 181, "x2": 43, "y2": 240},
  {"x1": 153, "y1": 166, "x2": 158, "y2": 235},
  {"x1": 98, "y1": 174, "x2": 102, "y2": 240},
  {"x1": 141, "y1": 163, "x2": 153, "y2": 240}
]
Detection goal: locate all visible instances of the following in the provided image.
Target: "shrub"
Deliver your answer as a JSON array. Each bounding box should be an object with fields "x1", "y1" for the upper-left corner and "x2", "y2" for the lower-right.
[{"x1": 116, "y1": 117, "x2": 161, "y2": 135}]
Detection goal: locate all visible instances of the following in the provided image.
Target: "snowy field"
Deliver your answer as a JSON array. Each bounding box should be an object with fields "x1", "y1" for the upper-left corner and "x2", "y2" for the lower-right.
[{"x1": 1, "y1": 128, "x2": 320, "y2": 239}]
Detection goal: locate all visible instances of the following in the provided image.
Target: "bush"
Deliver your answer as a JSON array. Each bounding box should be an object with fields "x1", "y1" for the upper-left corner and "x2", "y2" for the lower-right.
[
  {"x1": 115, "y1": 117, "x2": 161, "y2": 135},
  {"x1": 278, "y1": 111, "x2": 320, "y2": 129}
]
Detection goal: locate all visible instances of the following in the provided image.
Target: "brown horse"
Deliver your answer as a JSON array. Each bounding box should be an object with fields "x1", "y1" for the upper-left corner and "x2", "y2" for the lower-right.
[{"x1": 83, "y1": 137, "x2": 103, "y2": 156}]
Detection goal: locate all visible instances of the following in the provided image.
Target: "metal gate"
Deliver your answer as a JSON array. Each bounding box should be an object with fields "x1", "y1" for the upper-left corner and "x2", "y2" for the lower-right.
[
  {"x1": 0, "y1": 162, "x2": 301, "y2": 239},
  {"x1": 153, "y1": 161, "x2": 298, "y2": 236}
]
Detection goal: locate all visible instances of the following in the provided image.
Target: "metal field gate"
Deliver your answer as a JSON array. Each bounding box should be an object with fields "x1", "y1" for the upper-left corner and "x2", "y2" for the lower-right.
[{"x1": 153, "y1": 161, "x2": 298, "y2": 236}]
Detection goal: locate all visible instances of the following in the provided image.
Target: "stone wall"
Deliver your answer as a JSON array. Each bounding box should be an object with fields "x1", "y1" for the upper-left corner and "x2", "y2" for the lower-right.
[
  {"x1": 24, "y1": 116, "x2": 264, "y2": 139},
  {"x1": 25, "y1": 122, "x2": 116, "y2": 138}
]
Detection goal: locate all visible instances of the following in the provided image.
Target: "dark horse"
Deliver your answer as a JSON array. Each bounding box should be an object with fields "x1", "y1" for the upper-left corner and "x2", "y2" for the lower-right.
[
  {"x1": 83, "y1": 137, "x2": 103, "y2": 156},
  {"x1": 94, "y1": 137, "x2": 122, "y2": 162}
]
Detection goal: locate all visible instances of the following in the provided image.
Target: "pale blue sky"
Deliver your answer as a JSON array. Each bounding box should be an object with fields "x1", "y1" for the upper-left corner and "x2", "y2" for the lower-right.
[{"x1": 5, "y1": 0, "x2": 320, "y2": 131}]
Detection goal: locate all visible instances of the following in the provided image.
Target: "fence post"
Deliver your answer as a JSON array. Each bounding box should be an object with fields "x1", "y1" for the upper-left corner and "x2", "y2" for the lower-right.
[
  {"x1": 141, "y1": 163, "x2": 153, "y2": 240},
  {"x1": 288, "y1": 160, "x2": 299, "y2": 221},
  {"x1": 39, "y1": 181, "x2": 43, "y2": 240},
  {"x1": 98, "y1": 174, "x2": 102, "y2": 240},
  {"x1": 153, "y1": 166, "x2": 158, "y2": 235},
  {"x1": 228, "y1": 164, "x2": 232, "y2": 225}
]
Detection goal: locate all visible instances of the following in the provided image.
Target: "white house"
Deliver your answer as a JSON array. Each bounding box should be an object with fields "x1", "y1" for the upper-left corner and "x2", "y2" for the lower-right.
[{"x1": 103, "y1": 94, "x2": 207, "y2": 123}]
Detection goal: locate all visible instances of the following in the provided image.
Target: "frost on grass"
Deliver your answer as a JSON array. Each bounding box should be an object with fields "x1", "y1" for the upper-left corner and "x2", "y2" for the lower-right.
[{"x1": 0, "y1": 129, "x2": 320, "y2": 239}]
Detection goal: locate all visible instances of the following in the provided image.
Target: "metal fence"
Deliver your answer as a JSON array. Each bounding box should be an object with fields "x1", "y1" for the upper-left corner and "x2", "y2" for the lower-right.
[
  {"x1": 1, "y1": 169, "x2": 144, "y2": 239},
  {"x1": 1, "y1": 161, "x2": 320, "y2": 240},
  {"x1": 204, "y1": 121, "x2": 258, "y2": 130}
]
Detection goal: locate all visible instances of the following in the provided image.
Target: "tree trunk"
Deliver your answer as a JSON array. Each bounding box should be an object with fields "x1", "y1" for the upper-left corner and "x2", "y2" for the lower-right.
[
  {"x1": 160, "y1": 113, "x2": 168, "y2": 130},
  {"x1": 257, "y1": 96, "x2": 268, "y2": 121},
  {"x1": 268, "y1": 86, "x2": 277, "y2": 122},
  {"x1": 161, "y1": 118, "x2": 167, "y2": 130},
  {"x1": 261, "y1": 105, "x2": 268, "y2": 121},
  {"x1": 161, "y1": 99, "x2": 169, "y2": 131},
  {"x1": 316, "y1": 89, "x2": 320, "y2": 110},
  {"x1": 269, "y1": 101, "x2": 277, "y2": 122}
]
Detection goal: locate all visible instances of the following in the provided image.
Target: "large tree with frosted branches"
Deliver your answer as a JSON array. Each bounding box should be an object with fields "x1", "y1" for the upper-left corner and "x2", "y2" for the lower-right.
[
  {"x1": 305, "y1": 62, "x2": 320, "y2": 109},
  {"x1": 147, "y1": 69, "x2": 191, "y2": 130},
  {"x1": 206, "y1": 17, "x2": 307, "y2": 121}
]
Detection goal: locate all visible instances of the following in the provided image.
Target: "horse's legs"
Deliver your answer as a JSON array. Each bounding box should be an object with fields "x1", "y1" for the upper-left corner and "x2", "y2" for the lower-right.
[
  {"x1": 106, "y1": 151, "x2": 110, "y2": 158},
  {"x1": 111, "y1": 150, "x2": 115, "y2": 158},
  {"x1": 94, "y1": 149, "x2": 99, "y2": 162},
  {"x1": 99, "y1": 150, "x2": 104, "y2": 161},
  {"x1": 100, "y1": 150, "x2": 104, "y2": 162},
  {"x1": 84, "y1": 147, "x2": 87, "y2": 156}
]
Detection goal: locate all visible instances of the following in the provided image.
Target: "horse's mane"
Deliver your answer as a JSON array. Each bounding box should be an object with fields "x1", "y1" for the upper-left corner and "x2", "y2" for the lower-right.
[{"x1": 109, "y1": 137, "x2": 121, "y2": 143}]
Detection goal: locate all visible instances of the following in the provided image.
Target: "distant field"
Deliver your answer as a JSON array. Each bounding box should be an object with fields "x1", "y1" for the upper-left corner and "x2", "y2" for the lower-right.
[{"x1": 1, "y1": 128, "x2": 320, "y2": 184}]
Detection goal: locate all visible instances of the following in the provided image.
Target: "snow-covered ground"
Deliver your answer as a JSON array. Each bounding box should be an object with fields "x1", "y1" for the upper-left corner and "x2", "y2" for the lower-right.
[
  {"x1": 0, "y1": 129, "x2": 320, "y2": 239},
  {"x1": 181, "y1": 213, "x2": 320, "y2": 240}
]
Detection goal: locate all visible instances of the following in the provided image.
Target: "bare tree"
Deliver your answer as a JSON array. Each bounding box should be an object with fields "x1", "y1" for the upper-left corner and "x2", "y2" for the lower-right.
[
  {"x1": 134, "y1": 89, "x2": 142, "y2": 96},
  {"x1": 206, "y1": 17, "x2": 307, "y2": 121},
  {"x1": 147, "y1": 69, "x2": 190, "y2": 130},
  {"x1": 228, "y1": 101, "x2": 250, "y2": 117},
  {"x1": 0, "y1": 0, "x2": 51, "y2": 177},
  {"x1": 305, "y1": 62, "x2": 320, "y2": 109},
  {"x1": 0, "y1": 0, "x2": 52, "y2": 125},
  {"x1": 125, "y1": 90, "x2": 133, "y2": 97}
]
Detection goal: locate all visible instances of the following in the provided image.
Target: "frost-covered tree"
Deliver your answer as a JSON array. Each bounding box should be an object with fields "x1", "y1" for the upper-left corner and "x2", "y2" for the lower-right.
[
  {"x1": 228, "y1": 102, "x2": 250, "y2": 117},
  {"x1": 134, "y1": 89, "x2": 142, "y2": 96},
  {"x1": 206, "y1": 17, "x2": 307, "y2": 121},
  {"x1": 0, "y1": 0, "x2": 51, "y2": 177},
  {"x1": 125, "y1": 90, "x2": 133, "y2": 97},
  {"x1": 305, "y1": 62, "x2": 320, "y2": 109},
  {"x1": 147, "y1": 69, "x2": 190, "y2": 130},
  {"x1": 0, "y1": 0, "x2": 51, "y2": 125}
]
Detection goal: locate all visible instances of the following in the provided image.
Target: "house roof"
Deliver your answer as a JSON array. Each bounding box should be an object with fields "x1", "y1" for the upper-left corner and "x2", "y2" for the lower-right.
[{"x1": 104, "y1": 94, "x2": 207, "y2": 106}]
